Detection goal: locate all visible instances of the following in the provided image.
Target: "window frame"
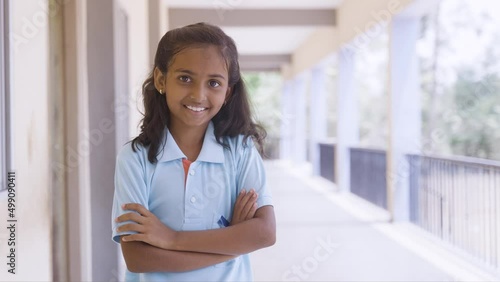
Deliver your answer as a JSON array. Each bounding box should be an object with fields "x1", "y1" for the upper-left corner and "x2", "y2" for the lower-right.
[{"x1": 0, "y1": 0, "x2": 10, "y2": 193}]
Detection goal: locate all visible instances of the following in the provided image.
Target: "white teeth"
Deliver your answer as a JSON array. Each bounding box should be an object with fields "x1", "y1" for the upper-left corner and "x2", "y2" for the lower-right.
[{"x1": 186, "y1": 105, "x2": 206, "y2": 112}]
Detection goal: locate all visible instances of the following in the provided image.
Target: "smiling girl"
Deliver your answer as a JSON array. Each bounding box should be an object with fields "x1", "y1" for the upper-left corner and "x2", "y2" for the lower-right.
[{"x1": 111, "y1": 23, "x2": 276, "y2": 281}]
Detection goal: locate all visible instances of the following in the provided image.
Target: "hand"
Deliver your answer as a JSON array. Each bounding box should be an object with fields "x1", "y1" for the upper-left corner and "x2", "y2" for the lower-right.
[
  {"x1": 230, "y1": 189, "x2": 258, "y2": 226},
  {"x1": 116, "y1": 203, "x2": 177, "y2": 250}
]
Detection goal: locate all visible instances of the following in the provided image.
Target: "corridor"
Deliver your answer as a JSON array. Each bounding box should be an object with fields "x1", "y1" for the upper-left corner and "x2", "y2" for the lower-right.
[{"x1": 251, "y1": 161, "x2": 453, "y2": 281}]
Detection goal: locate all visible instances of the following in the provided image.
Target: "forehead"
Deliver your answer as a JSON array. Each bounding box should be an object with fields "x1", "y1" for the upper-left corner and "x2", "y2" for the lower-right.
[{"x1": 169, "y1": 46, "x2": 228, "y2": 76}]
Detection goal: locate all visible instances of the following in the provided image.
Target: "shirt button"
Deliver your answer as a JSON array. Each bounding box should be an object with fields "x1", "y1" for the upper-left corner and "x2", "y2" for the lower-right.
[
  {"x1": 189, "y1": 170, "x2": 195, "y2": 176},
  {"x1": 190, "y1": 196, "x2": 196, "y2": 203}
]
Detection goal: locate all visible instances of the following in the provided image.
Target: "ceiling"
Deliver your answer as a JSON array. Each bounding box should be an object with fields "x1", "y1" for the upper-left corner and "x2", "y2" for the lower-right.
[
  {"x1": 167, "y1": 0, "x2": 343, "y2": 10},
  {"x1": 167, "y1": 0, "x2": 344, "y2": 71}
]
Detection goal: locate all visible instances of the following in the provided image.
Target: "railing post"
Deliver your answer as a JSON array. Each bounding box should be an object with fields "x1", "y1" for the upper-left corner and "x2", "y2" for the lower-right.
[
  {"x1": 387, "y1": 16, "x2": 421, "y2": 221},
  {"x1": 336, "y1": 47, "x2": 359, "y2": 192}
]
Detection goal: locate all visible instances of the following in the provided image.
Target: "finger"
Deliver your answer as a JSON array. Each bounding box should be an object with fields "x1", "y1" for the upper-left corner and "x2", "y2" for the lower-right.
[
  {"x1": 233, "y1": 189, "x2": 247, "y2": 219},
  {"x1": 240, "y1": 189, "x2": 255, "y2": 206},
  {"x1": 245, "y1": 202, "x2": 258, "y2": 220},
  {"x1": 121, "y1": 234, "x2": 146, "y2": 243},
  {"x1": 116, "y1": 212, "x2": 146, "y2": 224},
  {"x1": 241, "y1": 190, "x2": 258, "y2": 218},
  {"x1": 117, "y1": 223, "x2": 145, "y2": 234},
  {"x1": 235, "y1": 189, "x2": 254, "y2": 221},
  {"x1": 122, "y1": 203, "x2": 151, "y2": 217},
  {"x1": 234, "y1": 189, "x2": 247, "y2": 206}
]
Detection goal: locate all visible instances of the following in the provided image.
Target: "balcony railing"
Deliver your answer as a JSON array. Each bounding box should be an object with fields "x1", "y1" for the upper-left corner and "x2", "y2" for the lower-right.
[
  {"x1": 319, "y1": 142, "x2": 335, "y2": 183},
  {"x1": 350, "y1": 147, "x2": 387, "y2": 209},
  {"x1": 408, "y1": 154, "x2": 500, "y2": 272}
]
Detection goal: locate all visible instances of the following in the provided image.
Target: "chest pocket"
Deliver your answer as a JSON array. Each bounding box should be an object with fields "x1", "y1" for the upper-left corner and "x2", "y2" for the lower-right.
[
  {"x1": 181, "y1": 218, "x2": 205, "y2": 231},
  {"x1": 191, "y1": 164, "x2": 233, "y2": 219}
]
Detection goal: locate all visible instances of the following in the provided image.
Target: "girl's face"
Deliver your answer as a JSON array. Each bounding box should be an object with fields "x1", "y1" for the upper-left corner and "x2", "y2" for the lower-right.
[{"x1": 156, "y1": 45, "x2": 230, "y2": 132}]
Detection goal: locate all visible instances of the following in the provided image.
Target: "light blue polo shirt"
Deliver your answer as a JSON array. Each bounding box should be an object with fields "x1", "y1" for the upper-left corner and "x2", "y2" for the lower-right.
[{"x1": 111, "y1": 122, "x2": 273, "y2": 281}]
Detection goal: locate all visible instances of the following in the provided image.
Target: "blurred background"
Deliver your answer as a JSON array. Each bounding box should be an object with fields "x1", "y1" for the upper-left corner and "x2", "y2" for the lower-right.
[{"x1": 0, "y1": 0, "x2": 499, "y2": 281}]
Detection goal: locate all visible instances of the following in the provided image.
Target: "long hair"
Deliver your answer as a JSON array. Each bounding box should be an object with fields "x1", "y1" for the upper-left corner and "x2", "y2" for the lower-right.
[{"x1": 131, "y1": 23, "x2": 266, "y2": 163}]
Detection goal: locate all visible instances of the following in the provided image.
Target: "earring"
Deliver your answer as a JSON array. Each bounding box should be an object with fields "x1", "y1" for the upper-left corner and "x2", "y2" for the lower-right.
[{"x1": 159, "y1": 89, "x2": 163, "y2": 95}]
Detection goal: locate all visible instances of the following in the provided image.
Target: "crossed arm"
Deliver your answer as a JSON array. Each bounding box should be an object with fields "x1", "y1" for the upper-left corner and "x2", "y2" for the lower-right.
[{"x1": 117, "y1": 190, "x2": 276, "y2": 273}]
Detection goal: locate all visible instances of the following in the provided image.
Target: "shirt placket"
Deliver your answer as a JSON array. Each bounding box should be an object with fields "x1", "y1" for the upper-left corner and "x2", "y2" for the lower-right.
[{"x1": 184, "y1": 162, "x2": 203, "y2": 221}]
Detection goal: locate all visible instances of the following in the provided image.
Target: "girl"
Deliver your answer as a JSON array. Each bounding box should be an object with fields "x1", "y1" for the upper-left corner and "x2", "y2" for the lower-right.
[{"x1": 111, "y1": 23, "x2": 276, "y2": 281}]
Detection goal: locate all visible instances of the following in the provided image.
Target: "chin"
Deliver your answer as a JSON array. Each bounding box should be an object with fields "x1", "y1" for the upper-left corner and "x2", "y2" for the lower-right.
[{"x1": 183, "y1": 120, "x2": 210, "y2": 128}]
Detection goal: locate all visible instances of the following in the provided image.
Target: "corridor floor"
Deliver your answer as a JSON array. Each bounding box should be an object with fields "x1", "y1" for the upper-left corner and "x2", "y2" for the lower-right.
[{"x1": 251, "y1": 161, "x2": 453, "y2": 282}]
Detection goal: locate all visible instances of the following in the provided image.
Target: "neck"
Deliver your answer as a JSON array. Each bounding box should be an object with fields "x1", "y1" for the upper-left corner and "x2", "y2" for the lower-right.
[{"x1": 169, "y1": 122, "x2": 208, "y2": 161}]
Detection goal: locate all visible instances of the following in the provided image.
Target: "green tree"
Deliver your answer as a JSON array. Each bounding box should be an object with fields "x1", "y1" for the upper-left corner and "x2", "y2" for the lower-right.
[
  {"x1": 419, "y1": 0, "x2": 500, "y2": 160},
  {"x1": 243, "y1": 72, "x2": 283, "y2": 158},
  {"x1": 442, "y1": 69, "x2": 500, "y2": 159}
]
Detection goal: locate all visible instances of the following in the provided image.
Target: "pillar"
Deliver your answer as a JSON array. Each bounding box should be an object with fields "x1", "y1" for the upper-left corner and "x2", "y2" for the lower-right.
[
  {"x1": 387, "y1": 17, "x2": 421, "y2": 221},
  {"x1": 87, "y1": 0, "x2": 119, "y2": 280},
  {"x1": 280, "y1": 80, "x2": 293, "y2": 160},
  {"x1": 292, "y1": 73, "x2": 308, "y2": 164},
  {"x1": 309, "y1": 65, "x2": 328, "y2": 175},
  {"x1": 336, "y1": 47, "x2": 359, "y2": 192}
]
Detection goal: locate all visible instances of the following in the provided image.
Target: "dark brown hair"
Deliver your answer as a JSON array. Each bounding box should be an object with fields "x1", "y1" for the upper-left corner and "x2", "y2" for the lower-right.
[{"x1": 131, "y1": 22, "x2": 266, "y2": 163}]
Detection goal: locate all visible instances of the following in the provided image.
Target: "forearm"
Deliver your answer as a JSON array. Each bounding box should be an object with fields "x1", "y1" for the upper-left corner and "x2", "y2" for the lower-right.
[
  {"x1": 172, "y1": 206, "x2": 276, "y2": 256},
  {"x1": 121, "y1": 238, "x2": 236, "y2": 273}
]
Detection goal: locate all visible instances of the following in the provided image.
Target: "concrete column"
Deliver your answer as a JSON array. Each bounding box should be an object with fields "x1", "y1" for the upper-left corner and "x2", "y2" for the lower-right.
[
  {"x1": 387, "y1": 17, "x2": 421, "y2": 221},
  {"x1": 63, "y1": 0, "x2": 93, "y2": 280},
  {"x1": 87, "y1": 0, "x2": 119, "y2": 280},
  {"x1": 114, "y1": 7, "x2": 130, "y2": 153},
  {"x1": 148, "y1": 0, "x2": 169, "y2": 64},
  {"x1": 309, "y1": 65, "x2": 328, "y2": 175},
  {"x1": 336, "y1": 48, "x2": 359, "y2": 192},
  {"x1": 280, "y1": 80, "x2": 293, "y2": 160},
  {"x1": 292, "y1": 74, "x2": 308, "y2": 164}
]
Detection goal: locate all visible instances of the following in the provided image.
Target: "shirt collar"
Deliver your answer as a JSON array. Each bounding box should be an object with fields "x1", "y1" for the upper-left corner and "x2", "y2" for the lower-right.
[
  {"x1": 197, "y1": 122, "x2": 225, "y2": 164},
  {"x1": 157, "y1": 122, "x2": 224, "y2": 164}
]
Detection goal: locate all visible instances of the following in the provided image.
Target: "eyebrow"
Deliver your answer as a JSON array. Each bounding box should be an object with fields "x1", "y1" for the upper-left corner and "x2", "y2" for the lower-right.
[{"x1": 174, "y1": 68, "x2": 226, "y2": 80}]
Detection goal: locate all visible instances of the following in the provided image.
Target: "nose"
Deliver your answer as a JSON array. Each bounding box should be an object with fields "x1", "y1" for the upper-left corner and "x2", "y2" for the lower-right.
[{"x1": 189, "y1": 83, "x2": 207, "y2": 102}]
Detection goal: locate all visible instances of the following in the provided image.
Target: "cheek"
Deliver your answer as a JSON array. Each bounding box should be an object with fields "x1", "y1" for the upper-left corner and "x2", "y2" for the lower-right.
[
  {"x1": 165, "y1": 94, "x2": 177, "y2": 111},
  {"x1": 215, "y1": 88, "x2": 229, "y2": 103}
]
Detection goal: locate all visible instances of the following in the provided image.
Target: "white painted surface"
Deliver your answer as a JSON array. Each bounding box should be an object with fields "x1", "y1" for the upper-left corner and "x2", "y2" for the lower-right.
[
  {"x1": 167, "y1": 0, "x2": 344, "y2": 9},
  {"x1": 335, "y1": 47, "x2": 359, "y2": 192},
  {"x1": 388, "y1": 17, "x2": 421, "y2": 221},
  {"x1": 280, "y1": 80, "x2": 293, "y2": 160},
  {"x1": 309, "y1": 65, "x2": 329, "y2": 175},
  {"x1": 292, "y1": 73, "x2": 309, "y2": 164},
  {"x1": 118, "y1": 0, "x2": 150, "y2": 139},
  {"x1": 0, "y1": 0, "x2": 52, "y2": 280},
  {"x1": 222, "y1": 26, "x2": 317, "y2": 55}
]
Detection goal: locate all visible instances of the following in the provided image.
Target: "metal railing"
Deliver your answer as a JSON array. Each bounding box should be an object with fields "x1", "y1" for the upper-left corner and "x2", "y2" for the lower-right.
[
  {"x1": 408, "y1": 154, "x2": 500, "y2": 272},
  {"x1": 319, "y1": 142, "x2": 335, "y2": 183},
  {"x1": 350, "y1": 147, "x2": 387, "y2": 209}
]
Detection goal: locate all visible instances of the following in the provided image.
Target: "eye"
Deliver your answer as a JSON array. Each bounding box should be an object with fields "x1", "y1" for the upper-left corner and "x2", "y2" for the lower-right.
[
  {"x1": 209, "y1": 80, "x2": 221, "y2": 88},
  {"x1": 178, "y1": 76, "x2": 191, "y2": 83}
]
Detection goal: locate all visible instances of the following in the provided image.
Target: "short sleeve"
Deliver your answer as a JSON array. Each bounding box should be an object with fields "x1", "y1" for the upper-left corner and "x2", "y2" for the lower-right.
[
  {"x1": 111, "y1": 143, "x2": 150, "y2": 243},
  {"x1": 236, "y1": 138, "x2": 273, "y2": 208}
]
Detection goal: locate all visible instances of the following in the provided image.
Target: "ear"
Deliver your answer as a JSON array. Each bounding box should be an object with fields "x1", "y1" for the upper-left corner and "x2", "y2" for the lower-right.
[{"x1": 153, "y1": 67, "x2": 166, "y2": 93}]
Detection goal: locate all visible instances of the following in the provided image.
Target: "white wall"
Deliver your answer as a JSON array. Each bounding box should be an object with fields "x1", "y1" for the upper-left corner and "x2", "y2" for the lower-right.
[
  {"x1": 0, "y1": 0, "x2": 52, "y2": 280},
  {"x1": 113, "y1": 1, "x2": 151, "y2": 279},
  {"x1": 117, "y1": 0, "x2": 150, "y2": 139}
]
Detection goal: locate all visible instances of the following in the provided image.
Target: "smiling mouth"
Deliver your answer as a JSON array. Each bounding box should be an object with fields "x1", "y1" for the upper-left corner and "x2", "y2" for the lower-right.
[{"x1": 184, "y1": 105, "x2": 208, "y2": 112}]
